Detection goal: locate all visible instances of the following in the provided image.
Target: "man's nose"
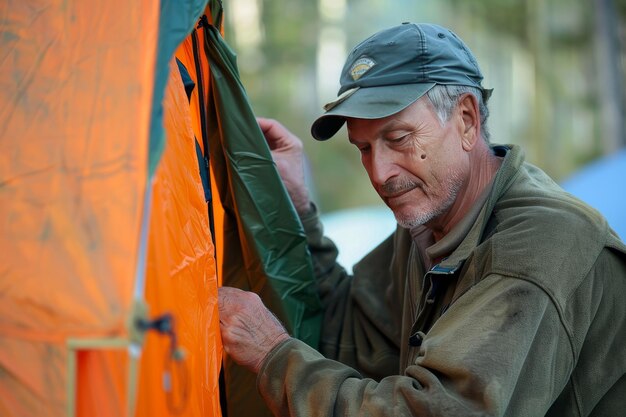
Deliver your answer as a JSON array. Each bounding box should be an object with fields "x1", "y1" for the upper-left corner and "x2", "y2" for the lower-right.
[{"x1": 369, "y1": 146, "x2": 397, "y2": 186}]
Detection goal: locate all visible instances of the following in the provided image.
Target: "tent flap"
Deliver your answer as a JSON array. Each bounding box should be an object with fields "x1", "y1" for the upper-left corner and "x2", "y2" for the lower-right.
[
  {"x1": 204, "y1": 22, "x2": 323, "y2": 346},
  {"x1": 200, "y1": 19, "x2": 323, "y2": 417}
]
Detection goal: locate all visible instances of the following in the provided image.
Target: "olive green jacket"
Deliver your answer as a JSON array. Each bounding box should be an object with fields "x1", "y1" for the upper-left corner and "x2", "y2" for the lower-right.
[{"x1": 257, "y1": 145, "x2": 626, "y2": 416}]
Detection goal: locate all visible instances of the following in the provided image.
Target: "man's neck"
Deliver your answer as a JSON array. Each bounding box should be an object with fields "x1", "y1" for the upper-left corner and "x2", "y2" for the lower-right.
[{"x1": 428, "y1": 147, "x2": 502, "y2": 242}]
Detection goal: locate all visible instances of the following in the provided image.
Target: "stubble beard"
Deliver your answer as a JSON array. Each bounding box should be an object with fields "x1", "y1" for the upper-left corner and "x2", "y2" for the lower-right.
[{"x1": 390, "y1": 168, "x2": 465, "y2": 229}]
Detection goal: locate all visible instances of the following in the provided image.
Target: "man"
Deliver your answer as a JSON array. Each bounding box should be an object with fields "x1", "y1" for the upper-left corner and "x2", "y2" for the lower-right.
[{"x1": 218, "y1": 22, "x2": 626, "y2": 416}]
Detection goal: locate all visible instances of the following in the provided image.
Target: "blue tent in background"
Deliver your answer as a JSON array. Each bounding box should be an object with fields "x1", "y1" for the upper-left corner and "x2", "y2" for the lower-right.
[{"x1": 560, "y1": 149, "x2": 626, "y2": 239}]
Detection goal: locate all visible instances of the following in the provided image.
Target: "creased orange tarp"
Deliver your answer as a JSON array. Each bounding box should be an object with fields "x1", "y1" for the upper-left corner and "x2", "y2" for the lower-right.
[
  {"x1": 133, "y1": 59, "x2": 221, "y2": 417},
  {"x1": 0, "y1": 0, "x2": 159, "y2": 416},
  {"x1": 175, "y1": 18, "x2": 226, "y2": 288}
]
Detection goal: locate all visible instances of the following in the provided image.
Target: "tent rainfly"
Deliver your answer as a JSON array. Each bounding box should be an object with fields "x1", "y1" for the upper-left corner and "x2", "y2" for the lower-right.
[{"x1": 0, "y1": 1, "x2": 322, "y2": 416}]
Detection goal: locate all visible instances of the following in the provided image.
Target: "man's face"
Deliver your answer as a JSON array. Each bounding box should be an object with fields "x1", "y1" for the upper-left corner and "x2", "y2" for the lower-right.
[{"x1": 346, "y1": 96, "x2": 469, "y2": 229}]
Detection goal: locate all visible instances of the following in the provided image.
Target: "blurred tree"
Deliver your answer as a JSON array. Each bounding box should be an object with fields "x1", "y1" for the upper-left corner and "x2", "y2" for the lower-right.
[
  {"x1": 449, "y1": 0, "x2": 625, "y2": 167},
  {"x1": 593, "y1": 0, "x2": 625, "y2": 153}
]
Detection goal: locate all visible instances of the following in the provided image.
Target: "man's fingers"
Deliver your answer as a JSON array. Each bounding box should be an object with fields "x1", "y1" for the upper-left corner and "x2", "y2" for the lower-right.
[
  {"x1": 217, "y1": 286, "x2": 231, "y2": 311},
  {"x1": 218, "y1": 286, "x2": 243, "y2": 316},
  {"x1": 256, "y1": 117, "x2": 279, "y2": 138},
  {"x1": 256, "y1": 117, "x2": 292, "y2": 149},
  {"x1": 217, "y1": 287, "x2": 291, "y2": 373}
]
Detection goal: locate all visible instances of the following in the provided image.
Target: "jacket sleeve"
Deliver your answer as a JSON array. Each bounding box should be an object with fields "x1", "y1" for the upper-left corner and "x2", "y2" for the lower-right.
[
  {"x1": 257, "y1": 274, "x2": 574, "y2": 417},
  {"x1": 299, "y1": 205, "x2": 405, "y2": 378}
]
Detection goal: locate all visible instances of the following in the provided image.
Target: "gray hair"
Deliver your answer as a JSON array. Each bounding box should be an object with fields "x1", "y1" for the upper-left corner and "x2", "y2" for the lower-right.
[{"x1": 425, "y1": 84, "x2": 491, "y2": 143}]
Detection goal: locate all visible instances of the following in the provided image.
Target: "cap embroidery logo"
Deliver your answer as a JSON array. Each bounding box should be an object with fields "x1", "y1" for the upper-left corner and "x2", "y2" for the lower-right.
[{"x1": 350, "y1": 57, "x2": 376, "y2": 81}]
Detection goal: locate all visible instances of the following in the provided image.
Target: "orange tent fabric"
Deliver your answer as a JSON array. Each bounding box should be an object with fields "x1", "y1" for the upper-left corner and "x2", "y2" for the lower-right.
[
  {"x1": 0, "y1": 0, "x2": 158, "y2": 415},
  {"x1": 133, "y1": 59, "x2": 221, "y2": 417},
  {"x1": 0, "y1": 1, "x2": 222, "y2": 417},
  {"x1": 175, "y1": 21, "x2": 226, "y2": 285}
]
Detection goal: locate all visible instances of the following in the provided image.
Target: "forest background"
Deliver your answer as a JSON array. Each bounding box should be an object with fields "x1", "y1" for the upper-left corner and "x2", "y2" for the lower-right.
[{"x1": 224, "y1": 0, "x2": 626, "y2": 214}]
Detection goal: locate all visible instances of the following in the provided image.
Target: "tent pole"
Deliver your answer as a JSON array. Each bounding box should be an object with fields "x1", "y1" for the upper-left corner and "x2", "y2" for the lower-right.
[{"x1": 66, "y1": 345, "x2": 77, "y2": 417}]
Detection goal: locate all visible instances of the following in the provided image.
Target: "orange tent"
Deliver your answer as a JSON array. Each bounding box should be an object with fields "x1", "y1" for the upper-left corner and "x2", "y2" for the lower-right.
[
  {"x1": 1, "y1": 1, "x2": 322, "y2": 416},
  {"x1": 0, "y1": 1, "x2": 220, "y2": 416}
]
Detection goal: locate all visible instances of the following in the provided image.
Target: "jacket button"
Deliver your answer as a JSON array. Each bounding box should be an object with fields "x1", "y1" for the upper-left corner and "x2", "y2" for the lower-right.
[{"x1": 408, "y1": 332, "x2": 424, "y2": 347}]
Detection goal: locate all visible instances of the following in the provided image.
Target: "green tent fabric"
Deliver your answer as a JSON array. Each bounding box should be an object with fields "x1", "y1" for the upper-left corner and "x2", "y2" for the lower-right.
[
  {"x1": 204, "y1": 16, "x2": 322, "y2": 349},
  {"x1": 200, "y1": 11, "x2": 323, "y2": 417},
  {"x1": 148, "y1": 0, "x2": 209, "y2": 176}
]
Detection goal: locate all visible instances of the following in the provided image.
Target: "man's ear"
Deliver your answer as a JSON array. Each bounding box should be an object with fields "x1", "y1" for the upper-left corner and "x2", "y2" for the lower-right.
[{"x1": 457, "y1": 93, "x2": 480, "y2": 151}]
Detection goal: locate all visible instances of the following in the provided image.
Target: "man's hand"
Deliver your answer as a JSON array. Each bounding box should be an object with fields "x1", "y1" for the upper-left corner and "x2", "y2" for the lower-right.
[
  {"x1": 257, "y1": 117, "x2": 311, "y2": 215},
  {"x1": 218, "y1": 287, "x2": 291, "y2": 374}
]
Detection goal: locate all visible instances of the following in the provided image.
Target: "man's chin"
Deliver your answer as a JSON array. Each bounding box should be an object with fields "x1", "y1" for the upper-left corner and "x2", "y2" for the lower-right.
[
  {"x1": 394, "y1": 211, "x2": 423, "y2": 229},
  {"x1": 394, "y1": 208, "x2": 438, "y2": 229}
]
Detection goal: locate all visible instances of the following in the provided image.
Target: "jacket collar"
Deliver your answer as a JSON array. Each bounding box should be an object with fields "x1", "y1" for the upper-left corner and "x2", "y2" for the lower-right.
[{"x1": 433, "y1": 144, "x2": 524, "y2": 273}]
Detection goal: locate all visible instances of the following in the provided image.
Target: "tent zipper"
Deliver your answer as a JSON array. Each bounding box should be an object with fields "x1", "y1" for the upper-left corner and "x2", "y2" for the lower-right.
[
  {"x1": 192, "y1": 15, "x2": 227, "y2": 417},
  {"x1": 192, "y1": 15, "x2": 216, "y2": 245}
]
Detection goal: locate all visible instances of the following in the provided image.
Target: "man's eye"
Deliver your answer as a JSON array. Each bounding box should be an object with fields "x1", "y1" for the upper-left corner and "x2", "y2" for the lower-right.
[{"x1": 388, "y1": 134, "x2": 409, "y2": 143}]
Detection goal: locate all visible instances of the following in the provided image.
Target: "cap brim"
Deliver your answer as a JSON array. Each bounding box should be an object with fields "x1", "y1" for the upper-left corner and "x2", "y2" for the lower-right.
[{"x1": 311, "y1": 82, "x2": 436, "y2": 141}]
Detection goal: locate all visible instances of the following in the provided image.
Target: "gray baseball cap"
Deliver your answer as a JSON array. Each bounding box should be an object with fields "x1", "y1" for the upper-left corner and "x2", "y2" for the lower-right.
[{"x1": 311, "y1": 22, "x2": 492, "y2": 141}]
